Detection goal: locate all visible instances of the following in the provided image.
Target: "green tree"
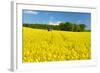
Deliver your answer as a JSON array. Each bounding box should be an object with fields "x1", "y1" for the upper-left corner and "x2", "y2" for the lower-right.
[
  {"x1": 65, "y1": 22, "x2": 73, "y2": 31},
  {"x1": 79, "y1": 24, "x2": 86, "y2": 31},
  {"x1": 76, "y1": 25, "x2": 81, "y2": 32},
  {"x1": 72, "y1": 24, "x2": 77, "y2": 32},
  {"x1": 59, "y1": 22, "x2": 72, "y2": 31}
]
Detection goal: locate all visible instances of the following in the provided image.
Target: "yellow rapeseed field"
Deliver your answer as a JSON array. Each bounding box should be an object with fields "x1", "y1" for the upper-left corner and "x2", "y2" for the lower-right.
[{"x1": 23, "y1": 27, "x2": 91, "y2": 62}]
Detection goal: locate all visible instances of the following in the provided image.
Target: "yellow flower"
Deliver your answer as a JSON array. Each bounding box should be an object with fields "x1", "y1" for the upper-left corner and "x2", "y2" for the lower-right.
[{"x1": 23, "y1": 27, "x2": 91, "y2": 62}]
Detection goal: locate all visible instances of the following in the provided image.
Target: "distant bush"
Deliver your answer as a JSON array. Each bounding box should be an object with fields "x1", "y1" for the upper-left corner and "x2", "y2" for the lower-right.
[{"x1": 23, "y1": 22, "x2": 90, "y2": 32}]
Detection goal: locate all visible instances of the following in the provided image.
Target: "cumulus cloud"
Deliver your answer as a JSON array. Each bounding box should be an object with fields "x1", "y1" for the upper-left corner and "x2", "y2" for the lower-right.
[
  {"x1": 24, "y1": 10, "x2": 39, "y2": 15},
  {"x1": 49, "y1": 21, "x2": 62, "y2": 25}
]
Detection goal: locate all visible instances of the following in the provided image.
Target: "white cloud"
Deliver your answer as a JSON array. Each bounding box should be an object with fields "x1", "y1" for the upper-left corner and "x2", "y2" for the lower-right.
[
  {"x1": 24, "y1": 10, "x2": 39, "y2": 15},
  {"x1": 49, "y1": 21, "x2": 62, "y2": 25}
]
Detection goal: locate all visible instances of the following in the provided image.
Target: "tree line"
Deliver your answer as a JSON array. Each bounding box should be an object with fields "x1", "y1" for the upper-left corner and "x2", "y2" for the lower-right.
[{"x1": 23, "y1": 22, "x2": 90, "y2": 32}]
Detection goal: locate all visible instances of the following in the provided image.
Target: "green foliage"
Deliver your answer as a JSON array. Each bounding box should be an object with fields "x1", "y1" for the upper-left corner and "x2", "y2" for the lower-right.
[
  {"x1": 59, "y1": 22, "x2": 72, "y2": 31},
  {"x1": 23, "y1": 22, "x2": 89, "y2": 32},
  {"x1": 79, "y1": 24, "x2": 86, "y2": 31}
]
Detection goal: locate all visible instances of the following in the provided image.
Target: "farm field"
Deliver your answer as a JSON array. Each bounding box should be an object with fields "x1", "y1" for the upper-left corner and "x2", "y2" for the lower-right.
[{"x1": 23, "y1": 27, "x2": 91, "y2": 62}]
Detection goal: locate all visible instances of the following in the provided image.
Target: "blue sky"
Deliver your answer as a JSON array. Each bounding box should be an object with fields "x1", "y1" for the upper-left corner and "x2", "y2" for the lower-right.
[{"x1": 22, "y1": 9, "x2": 91, "y2": 29}]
